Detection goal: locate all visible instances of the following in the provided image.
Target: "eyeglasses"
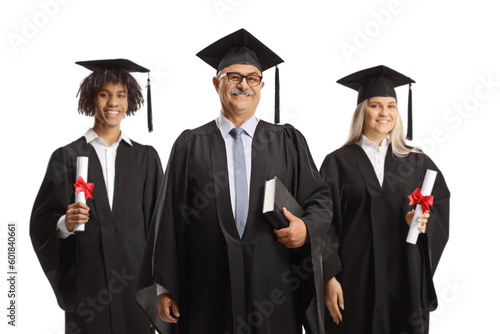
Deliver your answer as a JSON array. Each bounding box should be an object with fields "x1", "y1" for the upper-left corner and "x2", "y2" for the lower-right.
[{"x1": 219, "y1": 72, "x2": 263, "y2": 86}]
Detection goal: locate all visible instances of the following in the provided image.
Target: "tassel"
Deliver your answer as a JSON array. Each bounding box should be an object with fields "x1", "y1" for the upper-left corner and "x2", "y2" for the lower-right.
[
  {"x1": 406, "y1": 83, "x2": 413, "y2": 140},
  {"x1": 147, "y1": 73, "x2": 153, "y2": 132},
  {"x1": 274, "y1": 65, "x2": 280, "y2": 124}
]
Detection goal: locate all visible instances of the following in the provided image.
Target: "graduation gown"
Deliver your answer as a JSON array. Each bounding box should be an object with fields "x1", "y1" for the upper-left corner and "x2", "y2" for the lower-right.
[
  {"x1": 321, "y1": 144, "x2": 450, "y2": 334},
  {"x1": 30, "y1": 136, "x2": 163, "y2": 334},
  {"x1": 135, "y1": 120, "x2": 333, "y2": 334}
]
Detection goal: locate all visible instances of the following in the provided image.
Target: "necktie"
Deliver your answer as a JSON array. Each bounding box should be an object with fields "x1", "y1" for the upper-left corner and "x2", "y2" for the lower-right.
[{"x1": 230, "y1": 127, "x2": 248, "y2": 238}]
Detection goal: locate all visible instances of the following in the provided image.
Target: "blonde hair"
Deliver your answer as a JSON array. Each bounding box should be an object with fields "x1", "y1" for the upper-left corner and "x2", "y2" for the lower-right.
[{"x1": 343, "y1": 99, "x2": 421, "y2": 157}]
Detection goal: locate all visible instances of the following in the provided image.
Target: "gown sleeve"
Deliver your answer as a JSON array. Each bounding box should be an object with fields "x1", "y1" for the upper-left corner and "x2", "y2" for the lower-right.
[
  {"x1": 283, "y1": 124, "x2": 334, "y2": 334},
  {"x1": 319, "y1": 152, "x2": 343, "y2": 283},
  {"x1": 143, "y1": 145, "x2": 164, "y2": 235},
  {"x1": 417, "y1": 155, "x2": 450, "y2": 311},
  {"x1": 29, "y1": 147, "x2": 78, "y2": 311},
  {"x1": 283, "y1": 125, "x2": 333, "y2": 243},
  {"x1": 134, "y1": 132, "x2": 191, "y2": 334}
]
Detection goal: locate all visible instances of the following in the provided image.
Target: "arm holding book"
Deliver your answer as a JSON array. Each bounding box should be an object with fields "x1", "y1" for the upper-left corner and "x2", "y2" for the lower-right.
[{"x1": 273, "y1": 207, "x2": 309, "y2": 248}]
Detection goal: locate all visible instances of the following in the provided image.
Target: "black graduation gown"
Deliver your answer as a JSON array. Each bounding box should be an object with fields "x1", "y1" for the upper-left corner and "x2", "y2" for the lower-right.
[
  {"x1": 135, "y1": 120, "x2": 333, "y2": 334},
  {"x1": 320, "y1": 144, "x2": 450, "y2": 334},
  {"x1": 30, "y1": 136, "x2": 163, "y2": 334}
]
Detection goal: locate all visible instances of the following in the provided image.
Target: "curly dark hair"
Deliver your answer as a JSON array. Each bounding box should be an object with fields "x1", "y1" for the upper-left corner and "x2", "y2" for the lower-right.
[{"x1": 77, "y1": 67, "x2": 144, "y2": 116}]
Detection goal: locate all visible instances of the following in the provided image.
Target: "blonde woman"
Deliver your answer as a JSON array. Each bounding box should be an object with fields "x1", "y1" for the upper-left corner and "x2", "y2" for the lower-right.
[{"x1": 321, "y1": 66, "x2": 450, "y2": 334}]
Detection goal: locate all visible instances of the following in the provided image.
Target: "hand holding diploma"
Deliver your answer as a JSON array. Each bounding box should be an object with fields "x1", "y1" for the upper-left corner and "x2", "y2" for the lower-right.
[
  {"x1": 65, "y1": 202, "x2": 90, "y2": 232},
  {"x1": 406, "y1": 169, "x2": 436, "y2": 244},
  {"x1": 71, "y1": 157, "x2": 93, "y2": 232},
  {"x1": 406, "y1": 209, "x2": 430, "y2": 231}
]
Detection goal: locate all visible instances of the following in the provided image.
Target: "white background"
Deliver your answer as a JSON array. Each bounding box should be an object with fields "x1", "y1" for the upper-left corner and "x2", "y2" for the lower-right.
[{"x1": 1, "y1": 0, "x2": 498, "y2": 333}]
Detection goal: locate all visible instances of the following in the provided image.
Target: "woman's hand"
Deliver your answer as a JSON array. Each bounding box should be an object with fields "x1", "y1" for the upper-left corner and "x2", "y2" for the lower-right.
[
  {"x1": 405, "y1": 209, "x2": 430, "y2": 231},
  {"x1": 324, "y1": 276, "x2": 344, "y2": 324}
]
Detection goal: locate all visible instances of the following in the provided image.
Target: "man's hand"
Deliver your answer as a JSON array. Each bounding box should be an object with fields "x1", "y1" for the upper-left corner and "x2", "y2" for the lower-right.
[
  {"x1": 325, "y1": 276, "x2": 344, "y2": 325},
  {"x1": 65, "y1": 202, "x2": 90, "y2": 231},
  {"x1": 157, "y1": 293, "x2": 180, "y2": 323},
  {"x1": 274, "y1": 207, "x2": 309, "y2": 248}
]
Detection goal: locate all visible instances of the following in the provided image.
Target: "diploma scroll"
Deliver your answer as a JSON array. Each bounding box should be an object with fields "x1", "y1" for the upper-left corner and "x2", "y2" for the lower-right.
[
  {"x1": 406, "y1": 169, "x2": 437, "y2": 244},
  {"x1": 74, "y1": 157, "x2": 89, "y2": 232}
]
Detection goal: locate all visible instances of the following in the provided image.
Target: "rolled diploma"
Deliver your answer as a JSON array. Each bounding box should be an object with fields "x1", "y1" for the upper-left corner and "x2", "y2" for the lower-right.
[
  {"x1": 74, "y1": 156, "x2": 88, "y2": 232},
  {"x1": 406, "y1": 169, "x2": 437, "y2": 244}
]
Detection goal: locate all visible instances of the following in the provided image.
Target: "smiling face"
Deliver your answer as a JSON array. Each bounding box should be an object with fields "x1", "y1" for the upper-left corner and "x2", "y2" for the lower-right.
[
  {"x1": 93, "y1": 81, "x2": 128, "y2": 129},
  {"x1": 213, "y1": 64, "x2": 265, "y2": 126},
  {"x1": 363, "y1": 96, "x2": 398, "y2": 145}
]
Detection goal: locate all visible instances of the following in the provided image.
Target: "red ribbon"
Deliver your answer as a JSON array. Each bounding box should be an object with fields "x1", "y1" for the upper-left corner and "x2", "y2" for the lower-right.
[
  {"x1": 408, "y1": 188, "x2": 433, "y2": 212},
  {"x1": 74, "y1": 176, "x2": 94, "y2": 200}
]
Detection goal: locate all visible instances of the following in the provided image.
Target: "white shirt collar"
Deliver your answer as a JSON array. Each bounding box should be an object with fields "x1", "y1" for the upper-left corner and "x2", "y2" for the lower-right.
[
  {"x1": 357, "y1": 134, "x2": 390, "y2": 149},
  {"x1": 83, "y1": 128, "x2": 132, "y2": 147},
  {"x1": 216, "y1": 112, "x2": 259, "y2": 138}
]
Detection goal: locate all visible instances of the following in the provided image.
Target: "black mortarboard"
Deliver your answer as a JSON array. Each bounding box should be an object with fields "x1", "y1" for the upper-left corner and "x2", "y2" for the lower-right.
[
  {"x1": 196, "y1": 29, "x2": 284, "y2": 124},
  {"x1": 337, "y1": 65, "x2": 415, "y2": 140},
  {"x1": 76, "y1": 58, "x2": 154, "y2": 132}
]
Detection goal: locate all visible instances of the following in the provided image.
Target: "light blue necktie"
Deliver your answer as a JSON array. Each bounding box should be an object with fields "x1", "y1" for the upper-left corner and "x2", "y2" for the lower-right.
[{"x1": 230, "y1": 127, "x2": 248, "y2": 238}]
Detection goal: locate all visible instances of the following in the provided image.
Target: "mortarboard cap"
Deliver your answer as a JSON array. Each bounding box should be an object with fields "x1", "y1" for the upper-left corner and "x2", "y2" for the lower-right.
[
  {"x1": 76, "y1": 58, "x2": 154, "y2": 132},
  {"x1": 196, "y1": 29, "x2": 284, "y2": 124},
  {"x1": 337, "y1": 65, "x2": 415, "y2": 140}
]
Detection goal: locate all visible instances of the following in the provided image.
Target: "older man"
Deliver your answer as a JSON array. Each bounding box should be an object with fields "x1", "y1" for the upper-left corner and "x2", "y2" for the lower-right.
[{"x1": 135, "y1": 29, "x2": 334, "y2": 334}]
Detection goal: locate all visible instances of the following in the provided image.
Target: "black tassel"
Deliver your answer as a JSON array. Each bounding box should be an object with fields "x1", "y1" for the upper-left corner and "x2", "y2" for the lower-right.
[
  {"x1": 274, "y1": 65, "x2": 280, "y2": 124},
  {"x1": 406, "y1": 83, "x2": 413, "y2": 140},
  {"x1": 147, "y1": 73, "x2": 153, "y2": 132}
]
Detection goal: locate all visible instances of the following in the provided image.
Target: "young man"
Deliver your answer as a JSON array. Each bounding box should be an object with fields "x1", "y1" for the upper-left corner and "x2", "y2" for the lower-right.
[
  {"x1": 30, "y1": 59, "x2": 163, "y2": 334},
  {"x1": 135, "y1": 29, "x2": 333, "y2": 334}
]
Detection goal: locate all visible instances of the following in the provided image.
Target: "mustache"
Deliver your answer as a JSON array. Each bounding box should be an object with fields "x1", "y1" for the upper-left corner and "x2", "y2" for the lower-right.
[{"x1": 229, "y1": 89, "x2": 255, "y2": 97}]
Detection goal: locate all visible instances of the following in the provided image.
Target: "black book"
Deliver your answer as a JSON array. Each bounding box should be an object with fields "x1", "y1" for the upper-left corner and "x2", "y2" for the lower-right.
[{"x1": 263, "y1": 176, "x2": 304, "y2": 229}]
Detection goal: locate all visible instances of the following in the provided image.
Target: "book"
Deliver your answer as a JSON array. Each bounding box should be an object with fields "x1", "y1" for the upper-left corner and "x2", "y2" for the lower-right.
[{"x1": 263, "y1": 176, "x2": 304, "y2": 229}]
